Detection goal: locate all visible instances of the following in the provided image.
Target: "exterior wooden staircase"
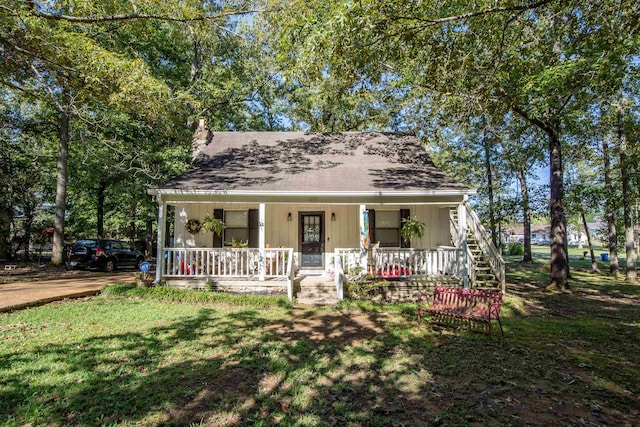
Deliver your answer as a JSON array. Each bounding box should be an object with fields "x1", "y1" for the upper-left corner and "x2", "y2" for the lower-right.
[
  {"x1": 450, "y1": 203, "x2": 505, "y2": 292},
  {"x1": 467, "y1": 233, "x2": 500, "y2": 288}
]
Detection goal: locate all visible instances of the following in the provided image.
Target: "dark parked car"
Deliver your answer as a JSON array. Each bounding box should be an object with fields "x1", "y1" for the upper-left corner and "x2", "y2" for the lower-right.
[{"x1": 66, "y1": 239, "x2": 144, "y2": 272}]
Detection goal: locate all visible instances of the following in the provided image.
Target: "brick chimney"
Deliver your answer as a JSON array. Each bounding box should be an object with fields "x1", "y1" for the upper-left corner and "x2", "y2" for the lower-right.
[{"x1": 191, "y1": 118, "x2": 212, "y2": 163}]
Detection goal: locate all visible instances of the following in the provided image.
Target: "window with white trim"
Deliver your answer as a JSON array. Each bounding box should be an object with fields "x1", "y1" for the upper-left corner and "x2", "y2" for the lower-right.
[
  {"x1": 224, "y1": 210, "x2": 249, "y2": 245},
  {"x1": 375, "y1": 211, "x2": 400, "y2": 247}
]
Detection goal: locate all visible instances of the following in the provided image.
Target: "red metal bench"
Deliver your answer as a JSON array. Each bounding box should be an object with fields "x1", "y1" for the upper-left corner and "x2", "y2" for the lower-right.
[{"x1": 418, "y1": 286, "x2": 504, "y2": 336}]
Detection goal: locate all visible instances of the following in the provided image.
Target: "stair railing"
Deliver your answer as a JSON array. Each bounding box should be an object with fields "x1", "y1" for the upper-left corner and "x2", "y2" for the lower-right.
[
  {"x1": 463, "y1": 202, "x2": 506, "y2": 293},
  {"x1": 449, "y1": 212, "x2": 478, "y2": 287}
]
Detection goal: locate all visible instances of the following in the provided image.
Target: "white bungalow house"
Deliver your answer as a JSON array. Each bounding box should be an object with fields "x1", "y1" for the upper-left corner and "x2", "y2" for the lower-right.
[{"x1": 148, "y1": 123, "x2": 505, "y2": 302}]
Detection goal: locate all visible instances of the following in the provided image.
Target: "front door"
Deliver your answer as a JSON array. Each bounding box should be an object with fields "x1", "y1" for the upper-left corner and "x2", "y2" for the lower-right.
[{"x1": 300, "y1": 212, "x2": 324, "y2": 268}]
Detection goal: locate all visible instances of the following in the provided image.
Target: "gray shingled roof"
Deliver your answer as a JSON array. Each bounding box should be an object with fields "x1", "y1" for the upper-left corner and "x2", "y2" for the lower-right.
[{"x1": 160, "y1": 132, "x2": 472, "y2": 193}]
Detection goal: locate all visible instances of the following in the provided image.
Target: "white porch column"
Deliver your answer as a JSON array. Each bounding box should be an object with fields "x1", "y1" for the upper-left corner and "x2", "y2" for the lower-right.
[
  {"x1": 153, "y1": 194, "x2": 166, "y2": 284},
  {"x1": 359, "y1": 204, "x2": 368, "y2": 272},
  {"x1": 334, "y1": 250, "x2": 344, "y2": 301},
  {"x1": 458, "y1": 201, "x2": 469, "y2": 289},
  {"x1": 258, "y1": 203, "x2": 266, "y2": 281}
]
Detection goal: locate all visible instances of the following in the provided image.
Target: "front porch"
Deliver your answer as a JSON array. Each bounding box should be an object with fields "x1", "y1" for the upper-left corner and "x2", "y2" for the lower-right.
[
  {"x1": 156, "y1": 245, "x2": 469, "y2": 303},
  {"x1": 151, "y1": 196, "x2": 505, "y2": 304}
]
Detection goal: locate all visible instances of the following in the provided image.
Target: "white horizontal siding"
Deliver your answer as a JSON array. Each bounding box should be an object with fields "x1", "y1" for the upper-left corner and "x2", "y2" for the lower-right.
[{"x1": 173, "y1": 202, "x2": 456, "y2": 252}]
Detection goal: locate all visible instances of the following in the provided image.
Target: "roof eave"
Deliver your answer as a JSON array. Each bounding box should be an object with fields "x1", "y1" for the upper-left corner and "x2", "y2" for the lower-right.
[{"x1": 147, "y1": 188, "x2": 476, "y2": 204}]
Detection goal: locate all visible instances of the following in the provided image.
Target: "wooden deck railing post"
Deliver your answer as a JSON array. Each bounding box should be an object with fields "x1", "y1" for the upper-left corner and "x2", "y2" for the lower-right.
[
  {"x1": 286, "y1": 248, "x2": 294, "y2": 301},
  {"x1": 154, "y1": 195, "x2": 166, "y2": 284},
  {"x1": 258, "y1": 203, "x2": 266, "y2": 281},
  {"x1": 335, "y1": 249, "x2": 344, "y2": 301}
]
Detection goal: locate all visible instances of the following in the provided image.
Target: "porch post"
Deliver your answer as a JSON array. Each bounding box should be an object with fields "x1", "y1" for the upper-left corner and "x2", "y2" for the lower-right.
[
  {"x1": 334, "y1": 249, "x2": 344, "y2": 301},
  {"x1": 458, "y1": 201, "x2": 469, "y2": 289},
  {"x1": 359, "y1": 204, "x2": 368, "y2": 272},
  {"x1": 258, "y1": 203, "x2": 266, "y2": 281},
  {"x1": 153, "y1": 194, "x2": 166, "y2": 284}
]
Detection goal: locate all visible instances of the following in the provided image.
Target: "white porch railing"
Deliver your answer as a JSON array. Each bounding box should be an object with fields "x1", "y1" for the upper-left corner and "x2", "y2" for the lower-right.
[
  {"x1": 161, "y1": 247, "x2": 294, "y2": 298},
  {"x1": 334, "y1": 247, "x2": 462, "y2": 301}
]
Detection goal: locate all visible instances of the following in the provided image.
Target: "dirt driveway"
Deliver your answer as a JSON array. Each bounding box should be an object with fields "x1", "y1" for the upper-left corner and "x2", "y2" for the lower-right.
[{"x1": 0, "y1": 272, "x2": 137, "y2": 312}]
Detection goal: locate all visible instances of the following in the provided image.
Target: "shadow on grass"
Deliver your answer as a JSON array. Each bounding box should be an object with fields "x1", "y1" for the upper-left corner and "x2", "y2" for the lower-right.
[
  {"x1": 2, "y1": 305, "x2": 447, "y2": 425},
  {"x1": 505, "y1": 257, "x2": 640, "y2": 320},
  {"x1": 1, "y1": 290, "x2": 639, "y2": 426}
]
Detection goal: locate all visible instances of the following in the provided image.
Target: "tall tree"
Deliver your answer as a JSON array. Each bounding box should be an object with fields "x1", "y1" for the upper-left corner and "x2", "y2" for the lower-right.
[
  {"x1": 1, "y1": 0, "x2": 258, "y2": 261},
  {"x1": 617, "y1": 99, "x2": 638, "y2": 282},
  {"x1": 268, "y1": 0, "x2": 639, "y2": 289},
  {"x1": 601, "y1": 133, "x2": 620, "y2": 275}
]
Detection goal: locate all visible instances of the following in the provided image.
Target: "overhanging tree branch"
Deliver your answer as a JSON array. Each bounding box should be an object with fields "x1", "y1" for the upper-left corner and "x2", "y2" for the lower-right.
[
  {"x1": 392, "y1": 0, "x2": 557, "y2": 27},
  {"x1": 29, "y1": 6, "x2": 265, "y2": 24}
]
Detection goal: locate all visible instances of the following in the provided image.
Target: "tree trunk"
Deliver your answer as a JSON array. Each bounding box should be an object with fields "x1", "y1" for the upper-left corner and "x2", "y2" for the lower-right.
[
  {"x1": 516, "y1": 167, "x2": 532, "y2": 262},
  {"x1": 21, "y1": 196, "x2": 36, "y2": 262},
  {"x1": 548, "y1": 122, "x2": 569, "y2": 290},
  {"x1": 0, "y1": 204, "x2": 11, "y2": 260},
  {"x1": 129, "y1": 199, "x2": 137, "y2": 244},
  {"x1": 580, "y1": 209, "x2": 599, "y2": 273},
  {"x1": 145, "y1": 218, "x2": 153, "y2": 258},
  {"x1": 618, "y1": 108, "x2": 637, "y2": 282},
  {"x1": 51, "y1": 112, "x2": 70, "y2": 265},
  {"x1": 511, "y1": 107, "x2": 568, "y2": 289},
  {"x1": 602, "y1": 135, "x2": 619, "y2": 275},
  {"x1": 97, "y1": 180, "x2": 106, "y2": 238},
  {"x1": 483, "y1": 134, "x2": 497, "y2": 247}
]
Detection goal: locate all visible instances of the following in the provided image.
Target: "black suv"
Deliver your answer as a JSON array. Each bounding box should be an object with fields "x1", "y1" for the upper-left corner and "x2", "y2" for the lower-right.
[{"x1": 66, "y1": 239, "x2": 144, "y2": 272}]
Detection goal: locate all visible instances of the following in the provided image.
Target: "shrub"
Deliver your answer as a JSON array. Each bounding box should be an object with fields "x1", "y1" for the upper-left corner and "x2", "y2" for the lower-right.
[
  {"x1": 345, "y1": 280, "x2": 392, "y2": 300},
  {"x1": 101, "y1": 283, "x2": 138, "y2": 295},
  {"x1": 508, "y1": 242, "x2": 524, "y2": 256}
]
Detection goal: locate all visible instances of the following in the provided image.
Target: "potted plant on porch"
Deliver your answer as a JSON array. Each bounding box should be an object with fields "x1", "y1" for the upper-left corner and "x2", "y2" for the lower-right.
[{"x1": 229, "y1": 238, "x2": 248, "y2": 248}]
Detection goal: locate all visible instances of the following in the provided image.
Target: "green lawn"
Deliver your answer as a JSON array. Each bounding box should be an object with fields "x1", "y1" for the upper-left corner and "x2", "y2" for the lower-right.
[
  {"x1": 1, "y1": 278, "x2": 639, "y2": 426},
  {"x1": 529, "y1": 244, "x2": 608, "y2": 257}
]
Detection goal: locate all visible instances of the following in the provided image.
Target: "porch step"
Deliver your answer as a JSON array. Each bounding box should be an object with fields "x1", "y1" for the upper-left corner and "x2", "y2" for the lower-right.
[
  {"x1": 297, "y1": 297, "x2": 339, "y2": 305},
  {"x1": 476, "y1": 280, "x2": 498, "y2": 287},
  {"x1": 296, "y1": 275, "x2": 338, "y2": 305}
]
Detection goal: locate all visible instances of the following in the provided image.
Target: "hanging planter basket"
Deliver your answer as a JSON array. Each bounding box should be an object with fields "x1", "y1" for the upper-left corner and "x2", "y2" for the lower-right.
[
  {"x1": 201, "y1": 213, "x2": 226, "y2": 237},
  {"x1": 401, "y1": 216, "x2": 426, "y2": 244},
  {"x1": 185, "y1": 219, "x2": 202, "y2": 235}
]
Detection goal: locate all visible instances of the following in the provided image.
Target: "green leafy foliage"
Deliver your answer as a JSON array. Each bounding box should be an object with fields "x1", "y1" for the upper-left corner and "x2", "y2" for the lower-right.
[
  {"x1": 508, "y1": 242, "x2": 524, "y2": 256},
  {"x1": 266, "y1": 0, "x2": 640, "y2": 288},
  {"x1": 400, "y1": 216, "x2": 426, "y2": 243},
  {"x1": 201, "y1": 213, "x2": 226, "y2": 236}
]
